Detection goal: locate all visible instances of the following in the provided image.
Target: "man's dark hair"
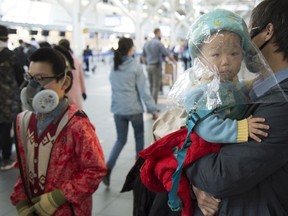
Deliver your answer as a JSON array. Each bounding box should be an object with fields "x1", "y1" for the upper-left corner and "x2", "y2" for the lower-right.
[
  {"x1": 154, "y1": 28, "x2": 160, "y2": 35},
  {"x1": 250, "y1": 0, "x2": 288, "y2": 61},
  {"x1": 29, "y1": 47, "x2": 73, "y2": 93},
  {"x1": 39, "y1": 41, "x2": 51, "y2": 48}
]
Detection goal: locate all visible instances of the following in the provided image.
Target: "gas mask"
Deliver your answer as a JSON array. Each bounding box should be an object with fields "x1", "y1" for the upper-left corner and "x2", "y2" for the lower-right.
[
  {"x1": 20, "y1": 79, "x2": 59, "y2": 114},
  {"x1": 244, "y1": 49, "x2": 265, "y2": 73}
]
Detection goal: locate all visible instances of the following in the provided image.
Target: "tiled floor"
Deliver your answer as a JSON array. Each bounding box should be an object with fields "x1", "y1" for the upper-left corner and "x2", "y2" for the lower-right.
[{"x1": 0, "y1": 61, "x2": 173, "y2": 216}]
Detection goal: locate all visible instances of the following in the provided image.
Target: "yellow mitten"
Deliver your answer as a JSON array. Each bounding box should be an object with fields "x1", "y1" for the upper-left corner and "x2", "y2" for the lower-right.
[
  {"x1": 29, "y1": 189, "x2": 66, "y2": 216},
  {"x1": 16, "y1": 200, "x2": 34, "y2": 216}
]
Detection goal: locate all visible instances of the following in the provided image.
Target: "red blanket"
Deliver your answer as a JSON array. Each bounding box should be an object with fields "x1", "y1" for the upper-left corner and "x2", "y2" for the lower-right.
[{"x1": 139, "y1": 128, "x2": 221, "y2": 216}]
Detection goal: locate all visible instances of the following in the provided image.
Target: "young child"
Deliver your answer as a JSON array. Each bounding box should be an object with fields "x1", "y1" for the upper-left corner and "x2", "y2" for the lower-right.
[
  {"x1": 170, "y1": 8, "x2": 270, "y2": 144},
  {"x1": 10, "y1": 47, "x2": 107, "y2": 216},
  {"x1": 138, "y1": 9, "x2": 270, "y2": 216}
]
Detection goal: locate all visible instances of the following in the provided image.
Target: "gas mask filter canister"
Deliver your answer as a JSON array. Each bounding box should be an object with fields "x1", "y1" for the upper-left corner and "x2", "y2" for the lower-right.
[{"x1": 20, "y1": 80, "x2": 59, "y2": 114}]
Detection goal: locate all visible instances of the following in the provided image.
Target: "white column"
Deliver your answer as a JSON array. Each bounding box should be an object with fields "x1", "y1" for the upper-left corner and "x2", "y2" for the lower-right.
[
  {"x1": 72, "y1": 0, "x2": 82, "y2": 58},
  {"x1": 135, "y1": 0, "x2": 144, "y2": 51},
  {"x1": 170, "y1": 0, "x2": 176, "y2": 48}
]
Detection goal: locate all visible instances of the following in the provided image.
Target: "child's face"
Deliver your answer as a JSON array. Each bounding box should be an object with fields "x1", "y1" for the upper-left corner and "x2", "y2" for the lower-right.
[
  {"x1": 28, "y1": 61, "x2": 68, "y2": 100},
  {"x1": 200, "y1": 31, "x2": 243, "y2": 81}
]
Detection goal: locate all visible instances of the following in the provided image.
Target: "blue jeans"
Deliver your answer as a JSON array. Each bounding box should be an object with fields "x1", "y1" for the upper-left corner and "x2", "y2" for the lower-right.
[{"x1": 107, "y1": 113, "x2": 144, "y2": 170}]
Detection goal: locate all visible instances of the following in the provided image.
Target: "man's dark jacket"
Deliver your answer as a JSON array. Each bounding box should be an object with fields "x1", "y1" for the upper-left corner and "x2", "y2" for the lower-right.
[
  {"x1": 0, "y1": 48, "x2": 24, "y2": 123},
  {"x1": 185, "y1": 73, "x2": 288, "y2": 216}
]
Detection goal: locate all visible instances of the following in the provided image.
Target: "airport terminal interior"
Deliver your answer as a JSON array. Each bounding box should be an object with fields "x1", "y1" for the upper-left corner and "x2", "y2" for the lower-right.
[{"x1": 0, "y1": 0, "x2": 265, "y2": 215}]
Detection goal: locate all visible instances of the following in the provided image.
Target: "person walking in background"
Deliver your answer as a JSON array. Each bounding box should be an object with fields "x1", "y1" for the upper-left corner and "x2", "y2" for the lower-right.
[
  {"x1": 181, "y1": 42, "x2": 192, "y2": 70},
  {"x1": 102, "y1": 37, "x2": 159, "y2": 187},
  {"x1": 11, "y1": 47, "x2": 107, "y2": 215},
  {"x1": 83, "y1": 45, "x2": 93, "y2": 72},
  {"x1": 30, "y1": 37, "x2": 40, "y2": 49},
  {"x1": 58, "y1": 39, "x2": 87, "y2": 110},
  {"x1": 14, "y1": 39, "x2": 28, "y2": 71},
  {"x1": 24, "y1": 42, "x2": 37, "y2": 67},
  {"x1": 0, "y1": 25, "x2": 25, "y2": 171},
  {"x1": 142, "y1": 28, "x2": 176, "y2": 104}
]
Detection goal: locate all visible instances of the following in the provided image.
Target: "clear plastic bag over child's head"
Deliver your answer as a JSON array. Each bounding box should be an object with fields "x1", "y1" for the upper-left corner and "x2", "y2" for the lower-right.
[{"x1": 168, "y1": 9, "x2": 288, "y2": 113}]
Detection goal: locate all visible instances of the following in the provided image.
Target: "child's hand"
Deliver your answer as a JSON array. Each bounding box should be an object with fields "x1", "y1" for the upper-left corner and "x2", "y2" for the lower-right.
[{"x1": 247, "y1": 115, "x2": 269, "y2": 142}]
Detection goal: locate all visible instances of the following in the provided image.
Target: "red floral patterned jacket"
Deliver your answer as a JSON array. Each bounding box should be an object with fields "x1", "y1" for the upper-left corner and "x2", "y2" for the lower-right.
[{"x1": 11, "y1": 105, "x2": 107, "y2": 216}]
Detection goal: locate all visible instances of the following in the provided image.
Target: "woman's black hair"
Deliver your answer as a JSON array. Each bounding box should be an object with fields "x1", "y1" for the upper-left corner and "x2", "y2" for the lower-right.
[
  {"x1": 113, "y1": 37, "x2": 133, "y2": 70},
  {"x1": 29, "y1": 47, "x2": 73, "y2": 93},
  {"x1": 58, "y1": 38, "x2": 73, "y2": 53},
  {"x1": 53, "y1": 45, "x2": 75, "y2": 70},
  {"x1": 250, "y1": 0, "x2": 288, "y2": 61}
]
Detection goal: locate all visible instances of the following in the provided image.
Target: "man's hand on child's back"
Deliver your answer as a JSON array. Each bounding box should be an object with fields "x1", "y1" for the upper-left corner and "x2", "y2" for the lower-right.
[{"x1": 192, "y1": 185, "x2": 221, "y2": 216}]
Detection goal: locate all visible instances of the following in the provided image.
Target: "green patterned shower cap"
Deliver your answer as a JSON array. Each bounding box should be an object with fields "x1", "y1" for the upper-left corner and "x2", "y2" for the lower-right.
[{"x1": 188, "y1": 9, "x2": 251, "y2": 58}]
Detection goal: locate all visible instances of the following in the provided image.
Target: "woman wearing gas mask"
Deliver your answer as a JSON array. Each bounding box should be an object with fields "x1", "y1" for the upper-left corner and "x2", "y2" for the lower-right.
[{"x1": 10, "y1": 47, "x2": 107, "y2": 216}]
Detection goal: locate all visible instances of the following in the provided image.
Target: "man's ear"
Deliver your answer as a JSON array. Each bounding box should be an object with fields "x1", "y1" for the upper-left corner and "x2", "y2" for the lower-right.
[{"x1": 265, "y1": 23, "x2": 274, "y2": 41}]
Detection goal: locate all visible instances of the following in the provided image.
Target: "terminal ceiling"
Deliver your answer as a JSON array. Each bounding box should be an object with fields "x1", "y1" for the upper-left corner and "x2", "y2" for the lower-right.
[
  {"x1": 0, "y1": 0, "x2": 262, "y2": 54},
  {"x1": 0, "y1": 0, "x2": 262, "y2": 34}
]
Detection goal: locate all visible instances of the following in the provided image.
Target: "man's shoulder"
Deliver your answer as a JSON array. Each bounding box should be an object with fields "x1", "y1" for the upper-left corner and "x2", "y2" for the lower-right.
[
  {"x1": 146, "y1": 38, "x2": 161, "y2": 45},
  {"x1": 152, "y1": 38, "x2": 162, "y2": 45},
  {"x1": 0, "y1": 49, "x2": 17, "y2": 67},
  {"x1": 144, "y1": 40, "x2": 163, "y2": 53}
]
